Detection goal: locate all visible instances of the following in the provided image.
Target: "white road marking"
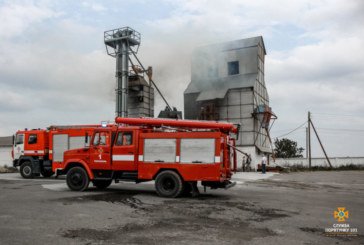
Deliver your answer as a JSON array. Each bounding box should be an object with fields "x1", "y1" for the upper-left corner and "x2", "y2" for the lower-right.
[
  {"x1": 231, "y1": 172, "x2": 278, "y2": 185},
  {"x1": 0, "y1": 173, "x2": 64, "y2": 182},
  {"x1": 42, "y1": 183, "x2": 68, "y2": 191}
]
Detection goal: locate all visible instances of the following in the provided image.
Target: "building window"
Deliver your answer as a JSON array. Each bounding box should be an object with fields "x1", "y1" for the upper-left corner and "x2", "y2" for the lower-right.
[{"x1": 228, "y1": 61, "x2": 239, "y2": 75}]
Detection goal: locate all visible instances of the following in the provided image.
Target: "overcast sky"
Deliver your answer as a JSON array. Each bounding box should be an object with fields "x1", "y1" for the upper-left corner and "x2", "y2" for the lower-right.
[{"x1": 0, "y1": 0, "x2": 363, "y2": 157}]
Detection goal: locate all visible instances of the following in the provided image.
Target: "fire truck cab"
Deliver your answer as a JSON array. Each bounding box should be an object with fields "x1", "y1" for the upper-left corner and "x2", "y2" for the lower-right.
[
  {"x1": 13, "y1": 126, "x2": 98, "y2": 178},
  {"x1": 62, "y1": 118, "x2": 238, "y2": 197},
  {"x1": 13, "y1": 129, "x2": 52, "y2": 178}
]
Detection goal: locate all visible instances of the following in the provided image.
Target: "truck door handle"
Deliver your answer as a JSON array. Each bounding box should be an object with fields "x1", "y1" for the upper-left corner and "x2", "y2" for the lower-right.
[{"x1": 128, "y1": 152, "x2": 133, "y2": 154}]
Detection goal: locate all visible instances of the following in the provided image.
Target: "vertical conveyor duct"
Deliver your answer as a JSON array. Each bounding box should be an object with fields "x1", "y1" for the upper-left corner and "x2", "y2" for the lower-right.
[{"x1": 104, "y1": 27, "x2": 141, "y2": 117}]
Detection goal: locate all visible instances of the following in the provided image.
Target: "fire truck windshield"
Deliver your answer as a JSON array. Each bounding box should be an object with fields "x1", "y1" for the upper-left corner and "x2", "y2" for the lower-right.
[
  {"x1": 93, "y1": 132, "x2": 109, "y2": 146},
  {"x1": 15, "y1": 134, "x2": 24, "y2": 145}
]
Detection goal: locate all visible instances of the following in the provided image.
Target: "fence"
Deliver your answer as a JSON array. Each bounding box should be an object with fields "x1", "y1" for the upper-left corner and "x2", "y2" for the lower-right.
[
  {"x1": 274, "y1": 157, "x2": 364, "y2": 168},
  {"x1": 0, "y1": 147, "x2": 12, "y2": 167}
]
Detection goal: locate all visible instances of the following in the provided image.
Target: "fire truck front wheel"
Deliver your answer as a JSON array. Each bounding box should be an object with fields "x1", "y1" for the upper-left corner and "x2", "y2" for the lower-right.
[
  {"x1": 155, "y1": 170, "x2": 183, "y2": 198},
  {"x1": 20, "y1": 161, "x2": 34, "y2": 179},
  {"x1": 66, "y1": 167, "x2": 90, "y2": 191}
]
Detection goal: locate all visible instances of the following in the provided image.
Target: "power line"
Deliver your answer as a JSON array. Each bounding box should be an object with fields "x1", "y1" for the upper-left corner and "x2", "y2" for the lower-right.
[
  {"x1": 274, "y1": 121, "x2": 307, "y2": 139},
  {"x1": 311, "y1": 112, "x2": 364, "y2": 118},
  {"x1": 271, "y1": 128, "x2": 305, "y2": 133},
  {"x1": 317, "y1": 127, "x2": 364, "y2": 132}
]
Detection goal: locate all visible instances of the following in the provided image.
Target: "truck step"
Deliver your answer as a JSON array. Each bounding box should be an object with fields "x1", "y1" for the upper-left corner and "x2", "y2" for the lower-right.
[{"x1": 115, "y1": 171, "x2": 138, "y2": 181}]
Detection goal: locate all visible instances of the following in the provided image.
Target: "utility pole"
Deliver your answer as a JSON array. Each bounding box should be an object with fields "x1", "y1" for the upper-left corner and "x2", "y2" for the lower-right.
[
  {"x1": 305, "y1": 127, "x2": 308, "y2": 159},
  {"x1": 308, "y1": 111, "x2": 311, "y2": 169},
  {"x1": 310, "y1": 119, "x2": 333, "y2": 168}
]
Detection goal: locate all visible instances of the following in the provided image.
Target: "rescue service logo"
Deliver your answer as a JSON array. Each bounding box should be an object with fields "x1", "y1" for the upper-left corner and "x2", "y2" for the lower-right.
[
  {"x1": 334, "y1": 207, "x2": 349, "y2": 222},
  {"x1": 324, "y1": 207, "x2": 358, "y2": 237},
  {"x1": 98, "y1": 148, "x2": 103, "y2": 160}
]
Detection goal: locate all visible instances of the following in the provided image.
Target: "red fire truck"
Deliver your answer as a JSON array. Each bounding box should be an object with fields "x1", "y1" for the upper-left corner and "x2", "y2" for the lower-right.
[
  {"x1": 12, "y1": 125, "x2": 102, "y2": 178},
  {"x1": 60, "y1": 118, "x2": 238, "y2": 197}
]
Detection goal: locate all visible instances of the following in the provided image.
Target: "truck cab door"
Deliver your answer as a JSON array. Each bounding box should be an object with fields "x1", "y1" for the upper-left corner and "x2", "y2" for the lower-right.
[
  {"x1": 112, "y1": 130, "x2": 137, "y2": 171},
  {"x1": 13, "y1": 133, "x2": 24, "y2": 160},
  {"x1": 89, "y1": 130, "x2": 112, "y2": 170}
]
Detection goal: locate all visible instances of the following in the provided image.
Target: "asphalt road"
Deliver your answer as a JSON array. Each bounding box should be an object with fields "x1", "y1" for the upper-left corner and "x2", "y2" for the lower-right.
[{"x1": 0, "y1": 171, "x2": 363, "y2": 245}]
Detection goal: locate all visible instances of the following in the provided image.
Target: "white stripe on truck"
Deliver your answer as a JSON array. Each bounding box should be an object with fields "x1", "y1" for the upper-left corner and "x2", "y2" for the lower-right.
[
  {"x1": 24, "y1": 150, "x2": 44, "y2": 154},
  {"x1": 112, "y1": 155, "x2": 134, "y2": 161}
]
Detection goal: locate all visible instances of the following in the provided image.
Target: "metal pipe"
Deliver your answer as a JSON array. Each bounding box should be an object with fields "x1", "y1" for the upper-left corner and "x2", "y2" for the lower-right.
[
  {"x1": 115, "y1": 117, "x2": 238, "y2": 133},
  {"x1": 116, "y1": 44, "x2": 122, "y2": 117},
  {"x1": 116, "y1": 41, "x2": 129, "y2": 117}
]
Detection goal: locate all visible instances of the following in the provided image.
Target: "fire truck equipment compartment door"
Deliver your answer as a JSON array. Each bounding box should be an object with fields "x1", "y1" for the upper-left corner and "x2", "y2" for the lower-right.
[
  {"x1": 180, "y1": 138, "x2": 215, "y2": 163},
  {"x1": 144, "y1": 139, "x2": 176, "y2": 163},
  {"x1": 69, "y1": 136, "x2": 87, "y2": 149},
  {"x1": 53, "y1": 134, "x2": 68, "y2": 162}
]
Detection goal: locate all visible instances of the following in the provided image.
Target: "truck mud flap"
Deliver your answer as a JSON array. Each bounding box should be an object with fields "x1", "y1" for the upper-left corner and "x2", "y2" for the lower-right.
[
  {"x1": 201, "y1": 180, "x2": 237, "y2": 189},
  {"x1": 224, "y1": 181, "x2": 236, "y2": 189}
]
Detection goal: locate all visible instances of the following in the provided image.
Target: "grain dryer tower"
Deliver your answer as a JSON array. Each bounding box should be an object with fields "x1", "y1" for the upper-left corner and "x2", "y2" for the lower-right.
[
  {"x1": 184, "y1": 36, "x2": 276, "y2": 169},
  {"x1": 104, "y1": 27, "x2": 154, "y2": 118}
]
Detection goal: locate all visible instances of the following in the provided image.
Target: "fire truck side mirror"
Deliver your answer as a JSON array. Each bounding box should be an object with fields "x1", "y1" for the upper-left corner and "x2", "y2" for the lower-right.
[{"x1": 85, "y1": 133, "x2": 89, "y2": 144}]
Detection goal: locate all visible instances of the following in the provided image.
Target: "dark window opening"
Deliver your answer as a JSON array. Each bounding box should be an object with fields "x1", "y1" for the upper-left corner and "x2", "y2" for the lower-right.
[
  {"x1": 228, "y1": 61, "x2": 239, "y2": 75},
  {"x1": 28, "y1": 134, "x2": 37, "y2": 144},
  {"x1": 116, "y1": 132, "x2": 133, "y2": 146}
]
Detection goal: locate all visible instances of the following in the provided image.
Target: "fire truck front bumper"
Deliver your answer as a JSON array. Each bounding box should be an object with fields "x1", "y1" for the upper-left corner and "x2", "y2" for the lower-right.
[
  {"x1": 224, "y1": 180, "x2": 236, "y2": 189},
  {"x1": 13, "y1": 160, "x2": 19, "y2": 167}
]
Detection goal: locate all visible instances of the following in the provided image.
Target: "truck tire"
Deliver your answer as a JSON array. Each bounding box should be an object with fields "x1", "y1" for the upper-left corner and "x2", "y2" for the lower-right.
[
  {"x1": 66, "y1": 167, "x2": 89, "y2": 191},
  {"x1": 93, "y1": 180, "x2": 112, "y2": 190},
  {"x1": 155, "y1": 170, "x2": 183, "y2": 198},
  {"x1": 20, "y1": 161, "x2": 34, "y2": 179},
  {"x1": 41, "y1": 170, "x2": 54, "y2": 178}
]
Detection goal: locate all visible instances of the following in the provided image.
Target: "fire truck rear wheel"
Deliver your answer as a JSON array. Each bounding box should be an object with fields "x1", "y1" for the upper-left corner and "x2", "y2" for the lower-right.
[
  {"x1": 20, "y1": 162, "x2": 34, "y2": 179},
  {"x1": 66, "y1": 167, "x2": 89, "y2": 191},
  {"x1": 155, "y1": 170, "x2": 183, "y2": 198},
  {"x1": 93, "y1": 180, "x2": 112, "y2": 190}
]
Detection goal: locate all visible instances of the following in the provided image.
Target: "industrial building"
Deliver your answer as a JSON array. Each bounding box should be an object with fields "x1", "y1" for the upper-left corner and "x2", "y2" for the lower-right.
[
  {"x1": 184, "y1": 36, "x2": 276, "y2": 169},
  {"x1": 104, "y1": 27, "x2": 182, "y2": 119},
  {"x1": 104, "y1": 27, "x2": 154, "y2": 118},
  {"x1": 0, "y1": 136, "x2": 12, "y2": 167}
]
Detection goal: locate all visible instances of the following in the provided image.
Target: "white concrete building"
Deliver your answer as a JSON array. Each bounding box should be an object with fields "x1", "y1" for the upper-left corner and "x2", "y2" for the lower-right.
[
  {"x1": 0, "y1": 136, "x2": 12, "y2": 167},
  {"x1": 184, "y1": 37, "x2": 276, "y2": 169}
]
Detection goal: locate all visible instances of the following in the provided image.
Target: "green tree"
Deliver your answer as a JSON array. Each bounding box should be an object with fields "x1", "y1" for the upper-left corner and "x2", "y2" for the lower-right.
[{"x1": 274, "y1": 138, "x2": 304, "y2": 158}]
